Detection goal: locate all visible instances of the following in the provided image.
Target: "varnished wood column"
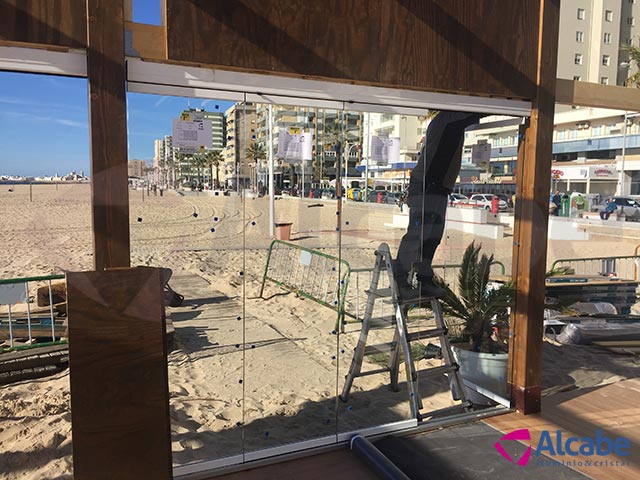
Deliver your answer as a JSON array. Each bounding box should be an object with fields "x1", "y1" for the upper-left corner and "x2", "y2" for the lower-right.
[
  {"x1": 508, "y1": 0, "x2": 560, "y2": 414},
  {"x1": 87, "y1": 0, "x2": 130, "y2": 269}
]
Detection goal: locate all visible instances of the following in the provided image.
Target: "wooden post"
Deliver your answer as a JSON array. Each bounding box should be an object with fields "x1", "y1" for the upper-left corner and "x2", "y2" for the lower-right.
[
  {"x1": 87, "y1": 0, "x2": 131, "y2": 270},
  {"x1": 508, "y1": 0, "x2": 560, "y2": 414}
]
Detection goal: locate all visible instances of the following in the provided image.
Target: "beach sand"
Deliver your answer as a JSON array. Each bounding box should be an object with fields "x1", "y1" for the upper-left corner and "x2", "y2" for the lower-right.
[{"x1": 0, "y1": 184, "x2": 639, "y2": 479}]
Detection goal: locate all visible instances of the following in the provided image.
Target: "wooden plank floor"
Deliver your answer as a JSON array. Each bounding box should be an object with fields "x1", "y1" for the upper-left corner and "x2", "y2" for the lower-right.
[
  {"x1": 207, "y1": 448, "x2": 377, "y2": 480},
  {"x1": 485, "y1": 379, "x2": 640, "y2": 480}
]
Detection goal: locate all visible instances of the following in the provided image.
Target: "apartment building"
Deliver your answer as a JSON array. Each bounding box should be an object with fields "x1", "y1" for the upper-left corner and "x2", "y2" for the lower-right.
[
  {"x1": 128, "y1": 159, "x2": 147, "y2": 178},
  {"x1": 223, "y1": 102, "x2": 257, "y2": 188},
  {"x1": 558, "y1": 0, "x2": 640, "y2": 86}
]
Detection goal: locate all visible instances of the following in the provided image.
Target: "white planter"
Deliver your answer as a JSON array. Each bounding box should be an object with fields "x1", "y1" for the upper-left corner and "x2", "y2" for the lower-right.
[{"x1": 451, "y1": 346, "x2": 508, "y2": 405}]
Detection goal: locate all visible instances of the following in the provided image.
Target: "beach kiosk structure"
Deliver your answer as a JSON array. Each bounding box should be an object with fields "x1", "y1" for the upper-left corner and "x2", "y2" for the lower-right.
[{"x1": 2, "y1": 1, "x2": 640, "y2": 478}]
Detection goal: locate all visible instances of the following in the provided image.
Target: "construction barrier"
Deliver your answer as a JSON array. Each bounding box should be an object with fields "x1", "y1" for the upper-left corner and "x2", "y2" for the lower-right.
[{"x1": 259, "y1": 240, "x2": 350, "y2": 331}]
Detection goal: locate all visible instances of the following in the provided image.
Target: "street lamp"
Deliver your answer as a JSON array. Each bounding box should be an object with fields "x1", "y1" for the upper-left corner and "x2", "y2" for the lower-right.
[
  {"x1": 345, "y1": 143, "x2": 358, "y2": 199},
  {"x1": 620, "y1": 112, "x2": 629, "y2": 196}
]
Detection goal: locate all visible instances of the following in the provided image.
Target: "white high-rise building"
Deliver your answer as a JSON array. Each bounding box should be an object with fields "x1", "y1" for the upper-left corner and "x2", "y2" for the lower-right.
[{"x1": 557, "y1": 1, "x2": 640, "y2": 86}]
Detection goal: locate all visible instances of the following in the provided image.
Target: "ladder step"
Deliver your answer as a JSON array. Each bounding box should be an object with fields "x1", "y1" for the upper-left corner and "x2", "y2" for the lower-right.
[
  {"x1": 407, "y1": 328, "x2": 447, "y2": 342},
  {"x1": 365, "y1": 288, "x2": 393, "y2": 298},
  {"x1": 364, "y1": 343, "x2": 396, "y2": 355},
  {"x1": 420, "y1": 401, "x2": 473, "y2": 419},
  {"x1": 355, "y1": 367, "x2": 391, "y2": 378},
  {"x1": 368, "y1": 316, "x2": 395, "y2": 329},
  {"x1": 398, "y1": 296, "x2": 437, "y2": 307},
  {"x1": 419, "y1": 364, "x2": 459, "y2": 378}
]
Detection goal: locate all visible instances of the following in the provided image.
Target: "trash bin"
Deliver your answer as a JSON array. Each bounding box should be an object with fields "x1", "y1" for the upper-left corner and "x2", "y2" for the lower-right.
[
  {"x1": 491, "y1": 196, "x2": 499, "y2": 214},
  {"x1": 275, "y1": 222, "x2": 293, "y2": 241},
  {"x1": 560, "y1": 197, "x2": 570, "y2": 217}
]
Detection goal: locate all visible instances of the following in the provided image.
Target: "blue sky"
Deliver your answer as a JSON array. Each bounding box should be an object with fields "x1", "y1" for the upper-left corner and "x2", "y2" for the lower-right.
[{"x1": 0, "y1": 0, "x2": 233, "y2": 177}]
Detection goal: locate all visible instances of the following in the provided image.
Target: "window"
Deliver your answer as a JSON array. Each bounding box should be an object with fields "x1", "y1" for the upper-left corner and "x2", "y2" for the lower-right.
[
  {"x1": 557, "y1": 130, "x2": 567, "y2": 140},
  {"x1": 605, "y1": 10, "x2": 613, "y2": 22},
  {"x1": 629, "y1": 17, "x2": 635, "y2": 26},
  {"x1": 593, "y1": 125, "x2": 603, "y2": 136},
  {"x1": 601, "y1": 77, "x2": 609, "y2": 85},
  {"x1": 577, "y1": 8, "x2": 585, "y2": 20},
  {"x1": 604, "y1": 32, "x2": 611, "y2": 44},
  {"x1": 573, "y1": 75, "x2": 582, "y2": 81},
  {"x1": 576, "y1": 31, "x2": 584, "y2": 42},
  {"x1": 602, "y1": 55, "x2": 610, "y2": 66},
  {"x1": 575, "y1": 53, "x2": 583, "y2": 65}
]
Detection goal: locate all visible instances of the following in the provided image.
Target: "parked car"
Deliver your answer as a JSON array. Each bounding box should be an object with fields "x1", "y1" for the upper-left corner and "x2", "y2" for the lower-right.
[
  {"x1": 495, "y1": 193, "x2": 514, "y2": 208},
  {"x1": 367, "y1": 190, "x2": 388, "y2": 203},
  {"x1": 597, "y1": 196, "x2": 640, "y2": 221},
  {"x1": 468, "y1": 194, "x2": 508, "y2": 211},
  {"x1": 449, "y1": 193, "x2": 469, "y2": 204}
]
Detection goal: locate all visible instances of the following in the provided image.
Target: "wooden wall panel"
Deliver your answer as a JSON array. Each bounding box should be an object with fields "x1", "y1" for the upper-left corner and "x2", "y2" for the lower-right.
[
  {"x1": 166, "y1": 0, "x2": 539, "y2": 100},
  {"x1": 67, "y1": 267, "x2": 172, "y2": 480},
  {"x1": 0, "y1": 0, "x2": 87, "y2": 48}
]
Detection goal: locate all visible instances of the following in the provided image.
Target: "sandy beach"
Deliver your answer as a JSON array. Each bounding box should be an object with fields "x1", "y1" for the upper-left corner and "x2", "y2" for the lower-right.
[{"x1": 1, "y1": 184, "x2": 639, "y2": 479}]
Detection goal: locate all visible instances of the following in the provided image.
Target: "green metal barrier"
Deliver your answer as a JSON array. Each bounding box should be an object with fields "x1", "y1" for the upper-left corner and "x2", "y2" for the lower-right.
[
  {"x1": 259, "y1": 240, "x2": 351, "y2": 332},
  {"x1": 0, "y1": 274, "x2": 66, "y2": 348},
  {"x1": 0, "y1": 274, "x2": 65, "y2": 285}
]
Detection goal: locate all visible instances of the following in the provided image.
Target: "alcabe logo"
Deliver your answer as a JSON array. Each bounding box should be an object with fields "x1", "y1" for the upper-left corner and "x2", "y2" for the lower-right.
[
  {"x1": 494, "y1": 429, "x2": 533, "y2": 466},
  {"x1": 494, "y1": 429, "x2": 631, "y2": 468}
]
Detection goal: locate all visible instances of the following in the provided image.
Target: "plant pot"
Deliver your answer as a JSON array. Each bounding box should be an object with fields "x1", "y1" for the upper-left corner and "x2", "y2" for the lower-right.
[
  {"x1": 451, "y1": 345, "x2": 508, "y2": 405},
  {"x1": 274, "y1": 222, "x2": 293, "y2": 241}
]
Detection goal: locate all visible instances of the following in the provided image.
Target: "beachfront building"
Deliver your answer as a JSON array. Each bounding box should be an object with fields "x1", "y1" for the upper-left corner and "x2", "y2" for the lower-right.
[
  {"x1": 556, "y1": 0, "x2": 640, "y2": 87},
  {"x1": 173, "y1": 108, "x2": 226, "y2": 187},
  {"x1": 462, "y1": 108, "x2": 640, "y2": 198},
  {"x1": 153, "y1": 135, "x2": 176, "y2": 188},
  {"x1": 223, "y1": 102, "x2": 257, "y2": 189},
  {"x1": 355, "y1": 113, "x2": 426, "y2": 192},
  {"x1": 254, "y1": 105, "x2": 365, "y2": 191},
  {"x1": 127, "y1": 159, "x2": 147, "y2": 179}
]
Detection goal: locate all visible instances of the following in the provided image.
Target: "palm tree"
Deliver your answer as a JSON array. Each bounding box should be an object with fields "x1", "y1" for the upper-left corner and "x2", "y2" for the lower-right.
[
  {"x1": 193, "y1": 154, "x2": 208, "y2": 186},
  {"x1": 204, "y1": 150, "x2": 223, "y2": 189},
  {"x1": 246, "y1": 142, "x2": 266, "y2": 190},
  {"x1": 175, "y1": 153, "x2": 189, "y2": 186},
  {"x1": 435, "y1": 242, "x2": 513, "y2": 353},
  {"x1": 322, "y1": 117, "x2": 358, "y2": 185},
  {"x1": 622, "y1": 43, "x2": 640, "y2": 87}
]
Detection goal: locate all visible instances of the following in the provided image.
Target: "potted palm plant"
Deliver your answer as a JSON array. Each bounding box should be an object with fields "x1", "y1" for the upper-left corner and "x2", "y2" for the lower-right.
[{"x1": 435, "y1": 241, "x2": 514, "y2": 404}]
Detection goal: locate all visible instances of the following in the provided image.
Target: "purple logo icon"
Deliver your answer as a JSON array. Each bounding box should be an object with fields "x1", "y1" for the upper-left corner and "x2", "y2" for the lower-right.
[{"x1": 494, "y1": 429, "x2": 533, "y2": 467}]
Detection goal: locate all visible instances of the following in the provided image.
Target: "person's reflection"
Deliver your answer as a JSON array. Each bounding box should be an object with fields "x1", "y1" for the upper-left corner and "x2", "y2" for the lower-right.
[{"x1": 395, "y1": 111, "x2": 486, "y2": 300}]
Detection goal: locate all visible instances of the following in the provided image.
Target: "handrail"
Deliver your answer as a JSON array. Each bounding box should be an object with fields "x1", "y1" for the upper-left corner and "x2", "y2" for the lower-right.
[
  {"x1": 551, "y1": 255, "x2": 640, "y2": 280},
  {"x1": 0, "y1": 274, "x2": 65, "y2": 285},
  {"x1": 349, "y1": 261, "x2": 506, "y2": 276}
]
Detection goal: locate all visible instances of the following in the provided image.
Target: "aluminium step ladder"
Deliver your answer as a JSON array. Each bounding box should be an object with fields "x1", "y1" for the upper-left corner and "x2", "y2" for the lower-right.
[{"x1": 340, "y1": 243, "x2": 471, "y2": 420}]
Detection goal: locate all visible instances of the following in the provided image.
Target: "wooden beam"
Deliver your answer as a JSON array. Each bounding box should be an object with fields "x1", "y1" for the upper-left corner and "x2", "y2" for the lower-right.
[
  {"x1": 125, "y1": 21, "x2": 167, "y2": 60},
  {"x1": 556, "y1": 78, "x2": 640, "y2": 110},
  {"x1": 67, "y1": 267, "x2": 172, "y2": 480},
  {"x1": 87, "y1": 0, "x2": 131, "y2": 270},
  {"x1": 509, "y1": 0, "x2": 560, "y2": 415}
]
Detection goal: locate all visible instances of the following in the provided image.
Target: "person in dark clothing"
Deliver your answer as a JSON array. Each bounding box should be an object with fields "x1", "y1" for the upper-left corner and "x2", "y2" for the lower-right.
[
  {"x1": 551, "y1": 190, "x2": 561, "y2": 216},
  {"x1": 600, "y1": 197, "x2": 617, "y2": 220},
  {"x1": 395, "y1": 111, "x2": 485, "y2": 300}
]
